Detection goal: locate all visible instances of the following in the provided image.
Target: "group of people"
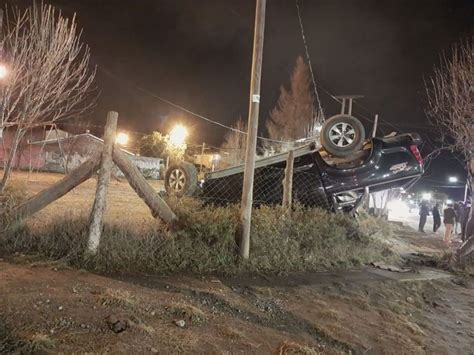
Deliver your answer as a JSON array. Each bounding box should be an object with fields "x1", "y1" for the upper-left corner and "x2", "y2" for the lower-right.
[{"x1": 419, "y1": 201, "x2": 471, "y2": 245}]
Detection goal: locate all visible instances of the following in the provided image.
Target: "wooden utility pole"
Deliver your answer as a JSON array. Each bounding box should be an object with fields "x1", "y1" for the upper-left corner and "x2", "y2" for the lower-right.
[
  {"x1": 239, "y1": 0, "x2": 267, "y2": 259},
  {"x1": 88, "y1": 111, "x2": 117, "y2": 254},
  {"x1": 282, "y1": 150, "x2": 294, "y2": 208}
]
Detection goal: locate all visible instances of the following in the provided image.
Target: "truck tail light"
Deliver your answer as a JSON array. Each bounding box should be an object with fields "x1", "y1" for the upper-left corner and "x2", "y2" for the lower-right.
[{"x1": 410, "y1": 145, "x2": 423, "y2": 166}]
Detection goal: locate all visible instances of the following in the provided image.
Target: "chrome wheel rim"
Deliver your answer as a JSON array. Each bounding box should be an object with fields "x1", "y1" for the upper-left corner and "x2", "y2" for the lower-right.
[
  {"x1": 168, "y1": 169, "x2": 186, "y2": 193},
  {"x1": 328, "y1": 122, "x2": 356, "y2": 147}
]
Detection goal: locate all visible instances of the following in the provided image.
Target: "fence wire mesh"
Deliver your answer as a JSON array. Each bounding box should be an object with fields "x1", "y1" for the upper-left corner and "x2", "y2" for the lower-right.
[{"x1": 188, "y1": 165, "x2": 334, "y2": 209}]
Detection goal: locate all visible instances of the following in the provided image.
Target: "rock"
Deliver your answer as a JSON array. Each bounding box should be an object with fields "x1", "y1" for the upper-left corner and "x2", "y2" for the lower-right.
[
  {"x1": 406, "y1": 297, "x2": 415, "y2": 304},
  {"x1": 58, "y1": 306, "x2": 64, "y2": 311},
  {"x1": 105, "y1": 314, "x2": 130, "y2": 334},
  {"x1": 150, "y1": 311, "x2": 156, "y2": 316},
  {"x1": 150, "y1": 348, "x2": 159, "y2": 353},
  {"x1": 174, "y1": 319, "x2": 186, "y2": 328}
]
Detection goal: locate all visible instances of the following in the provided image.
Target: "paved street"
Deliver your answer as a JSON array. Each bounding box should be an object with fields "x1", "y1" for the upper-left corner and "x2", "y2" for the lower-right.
[{"x1": 388, "y1": 209, "x2": 463, "y2": 243}]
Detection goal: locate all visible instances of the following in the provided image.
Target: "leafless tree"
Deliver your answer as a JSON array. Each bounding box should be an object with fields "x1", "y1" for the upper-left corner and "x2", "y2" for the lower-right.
[
  {"x1": 221, "y1": 118, "x2": 247, "y2": 166},
  {"x1": 425, "y1": 39, "x2": 473, "y2": 203},
  {"x1": 266, "y1": 56, "x2": 322, "y2": 148},
  {"x1": 0, "y1": 3, "x2": 96, "y2": 192}
]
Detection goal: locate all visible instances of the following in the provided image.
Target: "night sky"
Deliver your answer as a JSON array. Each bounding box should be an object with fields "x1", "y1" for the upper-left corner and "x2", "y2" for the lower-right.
[{"x1": 3, "y1": 0, "x2": 474, "y2": 198}]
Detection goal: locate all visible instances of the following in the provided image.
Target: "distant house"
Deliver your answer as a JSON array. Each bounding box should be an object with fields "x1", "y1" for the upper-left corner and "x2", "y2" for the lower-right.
[
  {"x1": 0, "y1": 126, "x2": 163, "y2": 179},
  {"x1": 0, "y1": 125, "x2": 69, "y2": 170}
]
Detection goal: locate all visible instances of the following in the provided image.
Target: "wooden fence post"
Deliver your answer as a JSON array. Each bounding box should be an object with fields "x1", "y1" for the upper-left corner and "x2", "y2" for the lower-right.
[
  {"x1": 87, "y1": 112, "x2": 117, "y2": 254},
  {"x1": 112, "y1": 147, "x2": 177, "y2": 224},
  {"x1": 12, "y1": 156, "x2": 100, "y2": 219},
  {"x1": 282, "y1": 150, "x2": 294, "y2": 208}
]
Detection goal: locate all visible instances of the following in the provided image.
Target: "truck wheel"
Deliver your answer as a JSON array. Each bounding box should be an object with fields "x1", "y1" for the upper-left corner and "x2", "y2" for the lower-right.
[
  {"x1": 320, "y1": 114, "x2": 366, "y2": 157},
  {"x1": 164, "y1": 162, "x2": 198, "y2": 197}
]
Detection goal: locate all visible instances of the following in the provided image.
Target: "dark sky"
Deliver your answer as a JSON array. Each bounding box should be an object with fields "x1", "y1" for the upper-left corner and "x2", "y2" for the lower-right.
[{"x1": 3, "y1": 0, "x2": 474, "y2": 198}]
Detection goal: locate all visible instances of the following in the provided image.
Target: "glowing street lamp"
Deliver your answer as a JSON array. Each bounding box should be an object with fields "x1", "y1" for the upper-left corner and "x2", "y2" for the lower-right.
[
  {"x1": 448, "y1": 176, "x2": 458, "y2": 183},
  {"x1": 169, "y1": 124, "x2": 187, "y2": 145},
  {"x1": 0, "y1": 64, "x2": 8, "y2": 80},
  {"x1": 115, "y1": 132, "x2": 129, "y2": 146}
]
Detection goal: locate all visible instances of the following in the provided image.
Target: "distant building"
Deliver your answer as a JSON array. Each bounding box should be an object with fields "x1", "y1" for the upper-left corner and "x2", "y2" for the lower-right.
[
  {"x1": 0, "y1": 126, "x2": 163, "y2": 179},
  {"x1": 0, "y1": 125, "x2": 69, "y2": 170}
]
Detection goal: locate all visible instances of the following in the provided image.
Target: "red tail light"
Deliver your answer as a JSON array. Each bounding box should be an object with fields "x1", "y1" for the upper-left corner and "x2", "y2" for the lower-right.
[{"x1": 410, "y1": 145, "x2": 423, "y2": 166}]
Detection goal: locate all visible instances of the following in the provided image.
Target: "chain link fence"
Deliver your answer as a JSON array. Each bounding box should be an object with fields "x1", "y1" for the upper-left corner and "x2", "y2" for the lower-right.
[{"x1": 180, "y1": 163, "x2": 336, "y2": 210}]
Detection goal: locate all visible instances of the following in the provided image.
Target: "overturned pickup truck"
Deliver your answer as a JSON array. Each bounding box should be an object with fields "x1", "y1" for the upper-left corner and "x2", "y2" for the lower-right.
[{"x1": 164, "y1": 114, "x2": 424, "y2": 213}]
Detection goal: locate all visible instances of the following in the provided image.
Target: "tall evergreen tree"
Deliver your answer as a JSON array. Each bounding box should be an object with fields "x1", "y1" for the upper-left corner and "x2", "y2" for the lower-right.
[
  {"x1": 221, "y1": 118, "x2": 247, "y2": 166},
  {"x1": 266, "y1": 56, "x2": 319, "y2": 142}
]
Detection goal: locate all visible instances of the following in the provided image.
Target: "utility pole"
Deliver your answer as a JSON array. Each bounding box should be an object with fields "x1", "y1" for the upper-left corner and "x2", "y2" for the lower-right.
[{"x1": 239, "y1": 0, "x2": 267, "y2": 259}]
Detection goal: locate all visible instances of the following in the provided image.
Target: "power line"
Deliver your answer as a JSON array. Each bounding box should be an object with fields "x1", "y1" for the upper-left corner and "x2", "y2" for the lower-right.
[
  {"x1": 295, "y1": 0, "x2": 324, "y2": 121},
  {"x1": 98, "y1": 66, "x2": 289, "y2": 144}
]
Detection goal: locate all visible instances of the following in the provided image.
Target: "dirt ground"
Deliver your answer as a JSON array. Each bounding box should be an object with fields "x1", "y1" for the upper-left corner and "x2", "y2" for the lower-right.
[
  {"x1": 1, "y1": 258, "x2": 473, "y2": 354},
  {"x1": 1, "y1": 171, "x2": 474, "y2": 354}
]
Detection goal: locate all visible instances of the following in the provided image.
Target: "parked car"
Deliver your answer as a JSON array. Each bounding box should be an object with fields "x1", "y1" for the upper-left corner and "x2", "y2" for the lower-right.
[{"x1": 164, "y1": 130, "x2": 424, "y2": 214}]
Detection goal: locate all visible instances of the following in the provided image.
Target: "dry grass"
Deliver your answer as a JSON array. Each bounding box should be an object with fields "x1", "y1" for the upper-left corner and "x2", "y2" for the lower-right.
[
  {"x1": 99, "y1": 288, "x2": 137, "y2": 309},
  {"x1": 1, "y1": 171, "x2": 396, "y2": 276},
  {"x1": 166, "y1": 301, "x2": 208, "y2": 323},
  {"x1": 217, "y1": 325, "x2": 245, "y2": 340},
  {"x1": 21, "y1": 334, "x2": 55, "y2": 354},
  {"x1": 275, "y1": 341, "x2": 321, "y2": 355},
  {"x1": 8, "y1": 170, "x2": 164, "y2": 228}
]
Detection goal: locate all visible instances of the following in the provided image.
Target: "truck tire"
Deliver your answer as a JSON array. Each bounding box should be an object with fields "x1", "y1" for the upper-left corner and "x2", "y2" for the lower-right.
[
  {"x1": 164, "y1": 162, "x2": 198, "y2": 197},
  {"x1": 320, "y1": 114, "x2": 366, "y2": 157}
]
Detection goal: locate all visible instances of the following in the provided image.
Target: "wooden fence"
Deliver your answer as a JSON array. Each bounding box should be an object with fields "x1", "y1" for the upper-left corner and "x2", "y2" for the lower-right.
[{"x1": 11, "y1": 112, "x2": 177, "y2": 254}]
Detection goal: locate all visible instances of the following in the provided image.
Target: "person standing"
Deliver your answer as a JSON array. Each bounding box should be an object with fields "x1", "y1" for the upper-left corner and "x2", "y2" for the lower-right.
[
  {"x1": 443, "y1": 204, "x2": 456, "y2": 245},
  {"x1": 418, "y1": 202, "x2": 429, "y2": 233},
  {"x1": 432, "y1": 203, "x2": 441, "y2": 232}
]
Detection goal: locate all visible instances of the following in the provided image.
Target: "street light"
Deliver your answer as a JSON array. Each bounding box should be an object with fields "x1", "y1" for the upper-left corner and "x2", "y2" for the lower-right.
[
  {"x1": 115, "y1": 132, "x2": 129, "y2": 146},
  {"x1": 448, "y1": 176, "x2": 458, "y2": 183},
  {"x1": 0, "y1": 64, "x2": 8, "y2": 80},
  {"x1": 169, "y1": 124, "x2": 187, "y2": 145}
]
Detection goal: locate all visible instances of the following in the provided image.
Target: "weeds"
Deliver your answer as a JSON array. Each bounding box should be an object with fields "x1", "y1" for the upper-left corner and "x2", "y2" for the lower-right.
[
  {"x1": 99, "y1": 288, "x2": 136, "y2": 309},
  {"x1": 0, "y1": 322, "x2": 55, "y2": 355},
  {"x1": 276, "y1": 341, "x2": 321, "y2": 355},
  {"x1": 0, "y1": 198, "x2": 394, "y2": 275},
  {"x1": 19, "y1": 333, "x2": 56, "y2": 354},
  {"x1": 166, "y1": 302, "x2": 208, "y2": 323},
  {"x1": 0, "y1": 181, "x2": 29, "y2": 231}
]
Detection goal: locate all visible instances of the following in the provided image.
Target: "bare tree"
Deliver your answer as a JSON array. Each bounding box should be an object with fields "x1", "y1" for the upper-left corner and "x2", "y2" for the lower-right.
[
  {"x1": 221, "y1": 118, "x2": 247, "y2": 166},
  {"x1": 426, "y1": 40, "x2": 473, "y2": 199},
  {"x1": 0, "y1": 3, "x2": 96, "y2": 192},
  {"x1": 266, "y1": 56, "x2": 321, "y2": 147}
]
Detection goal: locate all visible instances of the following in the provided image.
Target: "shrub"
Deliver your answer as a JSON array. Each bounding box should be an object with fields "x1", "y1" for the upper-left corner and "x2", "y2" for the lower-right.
[
  {"x1": 0, "y1": 198, "x2": 394, "y2": 275},
  {"x1": 0, "y1": 181, "x2": 29, "y2": 231}
]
